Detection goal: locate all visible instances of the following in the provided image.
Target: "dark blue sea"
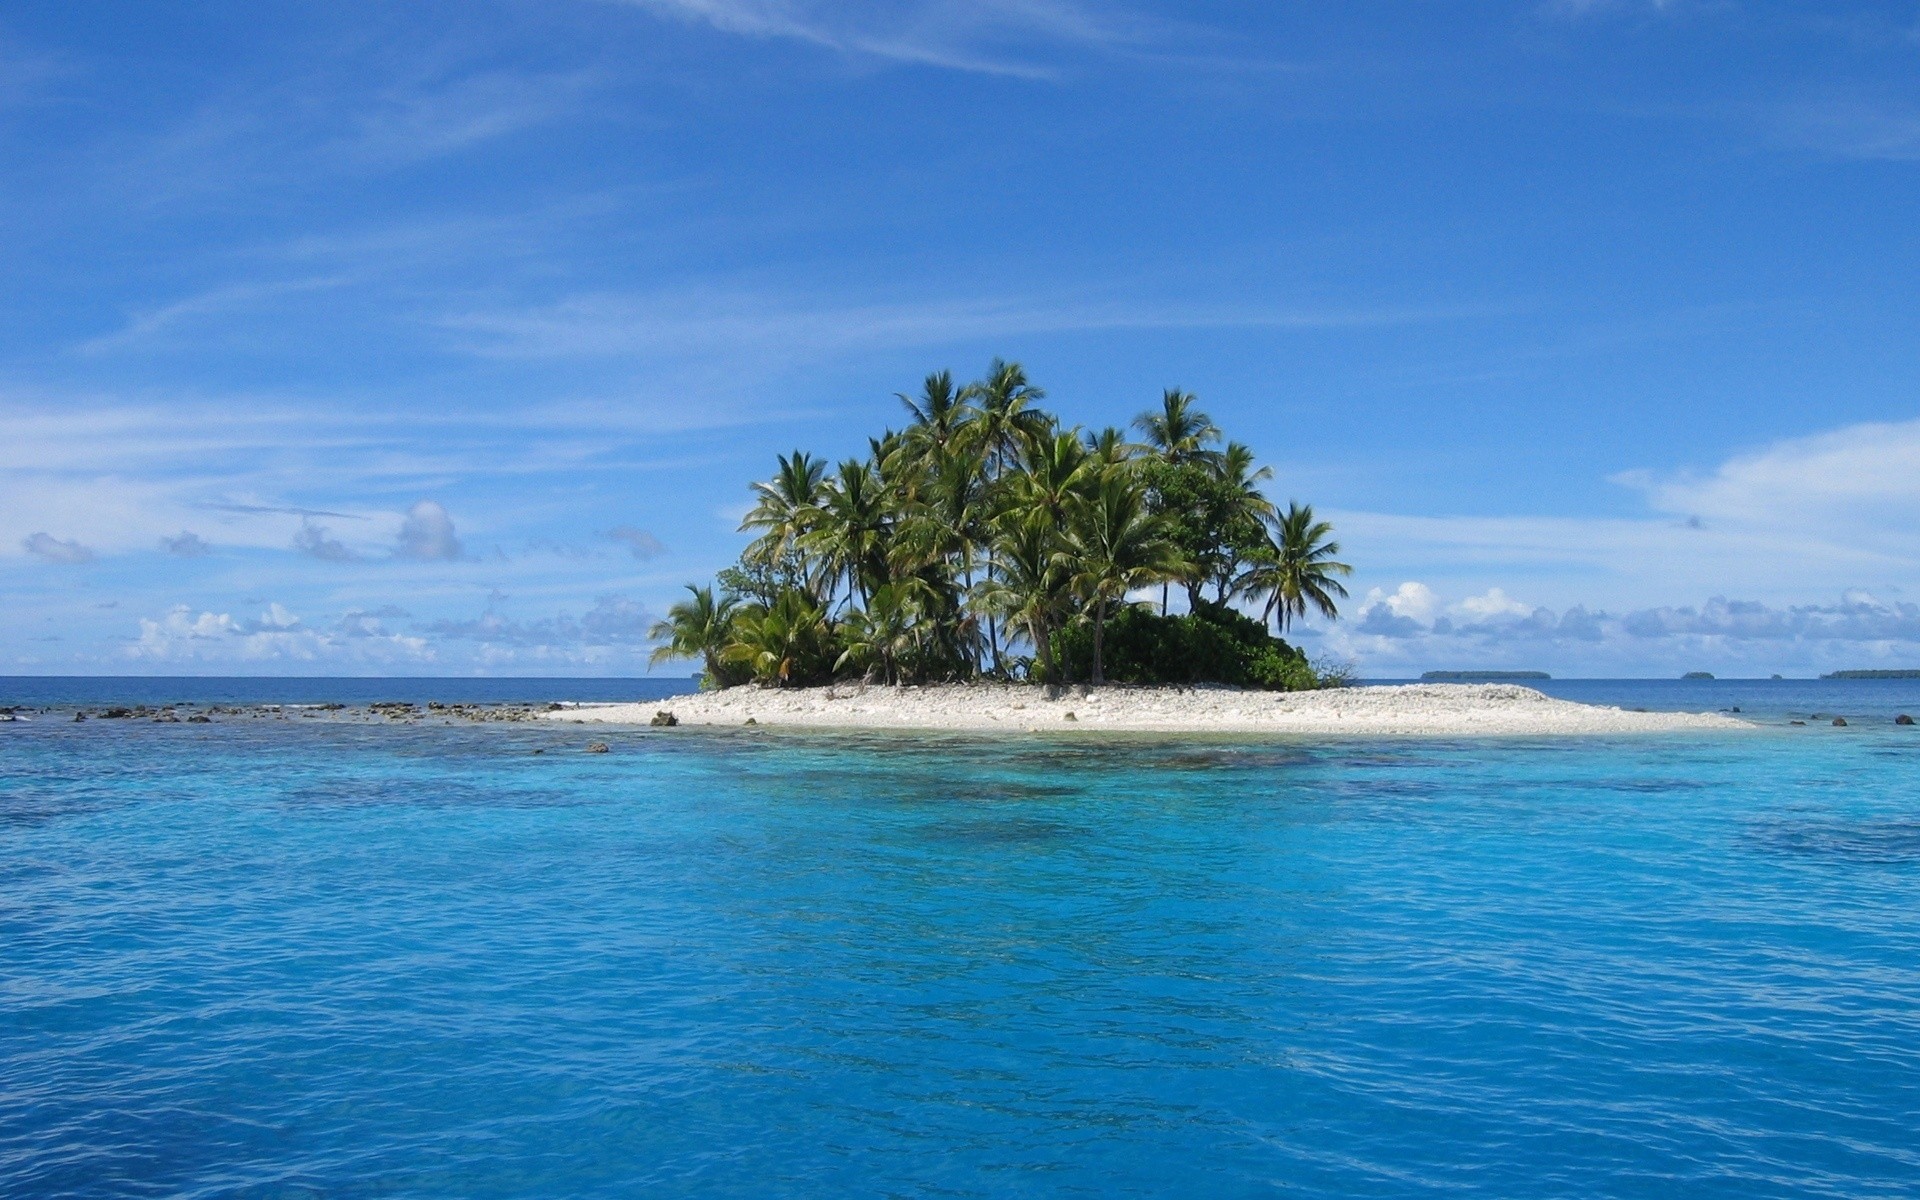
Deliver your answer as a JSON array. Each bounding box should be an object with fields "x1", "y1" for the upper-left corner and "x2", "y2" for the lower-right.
[{"x1": 4, "y1": 678, "x2": 1919, "y2": 1197}]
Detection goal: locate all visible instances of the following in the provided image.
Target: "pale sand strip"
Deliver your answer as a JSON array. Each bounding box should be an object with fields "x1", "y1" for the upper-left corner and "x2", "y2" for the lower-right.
[{"x1": 546, "y1": 683, "x2": 1749, "y2": 736}]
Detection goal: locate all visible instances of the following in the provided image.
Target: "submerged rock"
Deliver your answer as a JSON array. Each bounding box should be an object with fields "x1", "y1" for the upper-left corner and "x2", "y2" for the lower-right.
[
  {"x1": 586, "y1": 741, "x2": 610, "y2": 753},
  {"x1": 1832, "y1": 717, "x2": 1848, "y2": 727},
  {"x1": 650, "y1": 711, "x2": 678, "y2": 727},
  {"x1": 1897, "y1": 714, "x2": 1915, "y2": 726}
]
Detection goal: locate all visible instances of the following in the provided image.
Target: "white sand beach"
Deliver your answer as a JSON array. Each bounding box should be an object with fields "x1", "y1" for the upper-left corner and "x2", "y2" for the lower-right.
[{"x1": 548, "y1": 683, "x2": 1749, "y2": 736}]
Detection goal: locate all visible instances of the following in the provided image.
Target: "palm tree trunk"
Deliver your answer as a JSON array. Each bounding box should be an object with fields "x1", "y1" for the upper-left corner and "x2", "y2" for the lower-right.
[
  {"x1": 1161, "y1": 583, "x2": 1168, "y2": 617},
  {"x1": 1091, "y1": 599, "x2": 1106, "y2": 685}
]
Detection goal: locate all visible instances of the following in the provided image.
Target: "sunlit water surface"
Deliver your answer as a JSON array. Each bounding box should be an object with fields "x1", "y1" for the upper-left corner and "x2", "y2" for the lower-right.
[{"x1": 3, "y1": 687, "x2": 1919, "y2": 1196}]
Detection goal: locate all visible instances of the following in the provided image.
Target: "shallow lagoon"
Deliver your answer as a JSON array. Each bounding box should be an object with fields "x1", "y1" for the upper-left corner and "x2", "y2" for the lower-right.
[{"x1": 4, "y1": 696, "x2": 1919, "y2": 1196}]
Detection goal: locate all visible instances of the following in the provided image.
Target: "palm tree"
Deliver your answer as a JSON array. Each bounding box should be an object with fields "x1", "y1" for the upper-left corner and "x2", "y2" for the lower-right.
[
  {"x1": 740, "y1": 451, "x2": 828, "y2": 586},
  {"x1": 1134, "y1": 389, "x2": 1221, "y2": 466},
  {"x1": 1064, "y1": 470, "x2": 1184, "y2": 684},
  {"x1": 1208, "y1": 441, "x2": 1275, "y2": 602},
  {"x1": 896, "y1": 370, "x2": 973, "y2": 463},
  {"x1": 836, "y1": 582, "x2": 917, "y2": 685},
  {"x1": 963, "y1": 359, "x2": 1050, "y2": 673},
  {"x1": 1011, "y1": 432, "x2": 1095, "y2": 526},
  {"x1": 976, "y1": 510, "x2": 1073, "y2": 684},
  {"x1": 804, "y1": 458, "x2": 892, "y2": 610},
  {"x1": 648, "y1": 584, "x2": 739, "y2": 685},
  {"x1": 1081, "y1": 425, "x2": 1137, "y2": 469},
  {"x1": 967, "y1": 359, "x2": 1051, "y2": 476},
  {"x1": 721, "y1": 591, "x2": 832, "y2": 686},
  {"x1": 1239, "y1": 502, "x2": 1352, "y2": 632}
]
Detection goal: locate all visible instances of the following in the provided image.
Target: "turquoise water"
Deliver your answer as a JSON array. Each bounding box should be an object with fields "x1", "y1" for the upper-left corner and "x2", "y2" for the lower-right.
[{"x1": 4, "y1": 696, "x2": 1920, "y2": 1195}]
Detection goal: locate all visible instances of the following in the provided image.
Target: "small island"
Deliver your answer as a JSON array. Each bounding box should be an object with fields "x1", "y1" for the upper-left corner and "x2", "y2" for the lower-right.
[
  {"x1": 552, "y1": 360, "x2": 1743, "y2": 736},
  {"x1": 1421, "y1": 671, "x2": 1550, "y2": 682},
  {"x1": 646, "y1": 363, "x2": 1350, "y2": 691},
  {"x1": 1822, "y1": 669, "x2": 1920, "y2": 680},
  {"x1": 1682, "y1": 672, "x2": 1715, "y2": 680}
]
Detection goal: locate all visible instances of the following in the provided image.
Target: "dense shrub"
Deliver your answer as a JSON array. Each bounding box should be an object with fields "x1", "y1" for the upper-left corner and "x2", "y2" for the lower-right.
[{"x1": 1050, "y1": 600, "x2": 1317, "y2": 690}]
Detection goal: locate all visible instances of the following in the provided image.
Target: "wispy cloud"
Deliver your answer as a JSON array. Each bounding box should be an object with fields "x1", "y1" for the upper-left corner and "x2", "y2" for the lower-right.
[
  {"x1": 439, "y1": 288, "x2": 1468, "y2": 361},
  {"x1": 1773, "y1": 97, "x2": 1920, "y2": 162},
  {"x1": 604, "y1": 0, "x2": 1165, "y2": 77},
  {"x1": 604, "y1": 526, "x2": 667, "y2": 559},
  {"x1": 76, "y1": 276, "x2": 356, "y2": 355},
  {"x1": 332, "y1": 69, "x2": 601, "y2": 165}
]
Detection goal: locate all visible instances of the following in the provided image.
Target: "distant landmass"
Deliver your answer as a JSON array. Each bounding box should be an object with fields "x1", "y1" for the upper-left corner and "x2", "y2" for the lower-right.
[
  {"x1": 1681, "y1": 672, "x2": 1714, "y2": 680},
  {"x1": 1822, "y1": 669, "x2": 1920, "y2": 680},
  {"x1": 1421, "y1": 671, "x2": 1550, "y2": 682}
]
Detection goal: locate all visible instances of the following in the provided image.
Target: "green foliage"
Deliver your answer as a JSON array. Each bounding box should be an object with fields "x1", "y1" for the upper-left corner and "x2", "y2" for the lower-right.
[
  {"x1": 669, "y1": 359, "x2": 1353, "y2": 689},
  {"x1": 719, "y1": 590, "x2": 841, "y2": 687},
  {"x1": 1051, "y1": 601, "x2": 1321, "y2": 690},
  {"x1": 717, "y1": 545, "x2": 814, "y2": 608},
  {"x1": 648, "y1": 585, "x2": 749, "y2": 688}
]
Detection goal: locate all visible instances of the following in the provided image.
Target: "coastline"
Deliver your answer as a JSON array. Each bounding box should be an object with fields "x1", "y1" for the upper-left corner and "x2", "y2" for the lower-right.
[{"x1": 546, "y1": 682, "x2": 1750, "y2": 736}]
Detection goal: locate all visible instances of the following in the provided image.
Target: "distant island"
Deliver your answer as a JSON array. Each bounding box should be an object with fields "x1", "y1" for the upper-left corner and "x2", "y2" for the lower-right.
[
  {"x1": 1821, "y1": 669, "x2": 1920, "y2": 680},
  {"x1": 1421, "y1": 671, "x2": 1550, "y2": 682},
  {"x1": 1682, "y1": 672, "x2": 1715, "y2": 680}
]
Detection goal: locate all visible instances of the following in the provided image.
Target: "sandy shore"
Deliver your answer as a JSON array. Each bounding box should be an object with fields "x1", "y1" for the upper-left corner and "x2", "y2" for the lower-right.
[{"x1": 547, "y1": 683, "x2": 1749, "y2": 736}]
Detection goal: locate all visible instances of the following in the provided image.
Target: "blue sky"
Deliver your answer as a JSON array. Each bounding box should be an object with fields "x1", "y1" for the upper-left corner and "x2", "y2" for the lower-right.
[{"x1": 5, "y1": 0, "x2": 1920, "y2": 676}]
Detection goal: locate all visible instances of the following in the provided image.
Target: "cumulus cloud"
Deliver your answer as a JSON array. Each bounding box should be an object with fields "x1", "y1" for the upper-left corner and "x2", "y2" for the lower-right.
[
  {"x1": 604, "y1": 525, "x2": 667, "y2": 559},
  {"x1": 22, "y1": 532, "x2": 94, "y2": 564},
  {"x1": 132, "y1": 602, "x2": 428, "y2": 663},
  {"x1": 162, "y1": 531, "x2": 212, "y2": 557},
  {"x1": 1456, "y1": 587, "x2": 1530, "y2": 620},
  {"x1": 293, "y1": 519, "x2": 359, "y2": 561},
  {"x1": 395, "y1": 500, "x2": 464, "y2": 561}
]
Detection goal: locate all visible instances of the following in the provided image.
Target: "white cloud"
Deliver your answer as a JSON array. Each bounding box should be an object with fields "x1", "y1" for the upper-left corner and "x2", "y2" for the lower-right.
[
  {"x1": 132, "y1": 602, "x2": 430, "y2": 663},
  {"x1": 22, "y1": 532, "x2": 94, "y2": 564},
  {"x1": 1457, "y1": 587, "x2": 1530, "y2": 619},
  {"x1": 1616, "y1": 418, "x2": 1920, "y2": 533},
  {"x1": 395, "y1": 500, "x2": 465, "y2": 561}
]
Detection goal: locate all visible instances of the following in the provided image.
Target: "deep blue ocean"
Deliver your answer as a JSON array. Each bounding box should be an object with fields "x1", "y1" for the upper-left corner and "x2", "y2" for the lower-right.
[{"x1": 4, "y1": 678, "x2": 1919, "y2": 1197}]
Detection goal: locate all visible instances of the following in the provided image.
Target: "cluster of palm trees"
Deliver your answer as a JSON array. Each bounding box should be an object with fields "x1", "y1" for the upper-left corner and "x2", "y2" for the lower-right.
[{"x1": 650, "y1": 361, "x2": 1351, "y2": 686}]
